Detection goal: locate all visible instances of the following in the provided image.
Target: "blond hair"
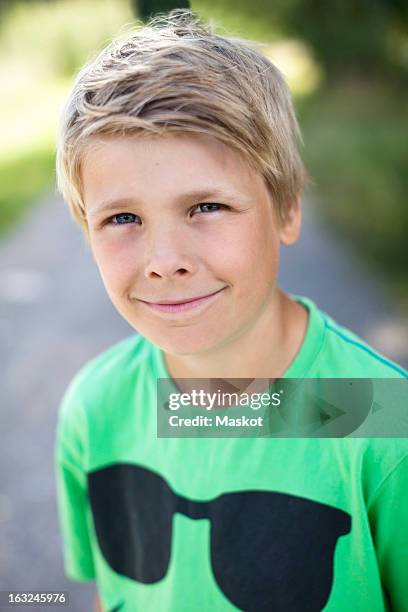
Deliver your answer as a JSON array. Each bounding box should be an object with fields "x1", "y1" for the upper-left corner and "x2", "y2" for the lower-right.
[{"x1": 56, "y1": 9, "x2": 307, "y2": 238}]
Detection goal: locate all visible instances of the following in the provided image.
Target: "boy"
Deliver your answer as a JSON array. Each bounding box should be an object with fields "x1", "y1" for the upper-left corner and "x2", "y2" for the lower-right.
[{"x1": 55, "y1": 10, "x2": 408, "y2": 612}]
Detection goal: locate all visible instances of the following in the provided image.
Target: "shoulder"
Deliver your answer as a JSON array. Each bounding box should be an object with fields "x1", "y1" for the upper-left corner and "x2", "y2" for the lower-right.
[
  {"x1": 62, "y1": 333, "x2": 150, "y2": 399},
  {"x1": 329, "y1": 436, "x2": 408, "y2": 477},
  {"x1": 305, "y1": 299, "x2": 408, "y2": 378},
  {"x1": 57, "y1": 334, "x2": 155, "y2": 434},
  {"x1": 359, "y1": 438, "x2": 408, "y2": 504}
]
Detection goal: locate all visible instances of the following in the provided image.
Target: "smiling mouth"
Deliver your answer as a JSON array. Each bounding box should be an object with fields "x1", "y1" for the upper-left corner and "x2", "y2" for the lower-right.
[{"x1": 139, "y1": 287, "x2": 226, "y2": 313}]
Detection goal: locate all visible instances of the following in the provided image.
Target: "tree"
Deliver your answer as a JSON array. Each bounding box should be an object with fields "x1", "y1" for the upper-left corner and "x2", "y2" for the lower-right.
[{"x1": 131, "y1": 0, "x2": 190, "y2": 21}]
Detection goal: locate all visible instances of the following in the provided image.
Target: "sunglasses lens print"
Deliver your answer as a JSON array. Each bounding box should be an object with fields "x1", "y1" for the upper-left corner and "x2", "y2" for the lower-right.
[
  {"x1": 210, "y1": 491, "x2": 351, "y2": 612},
  {"x1": 88, "y1": 464, "x2": 173, "y2": 583},
  {"x1": 88, "y1": 465, "x2": 351, "y2": 611}
]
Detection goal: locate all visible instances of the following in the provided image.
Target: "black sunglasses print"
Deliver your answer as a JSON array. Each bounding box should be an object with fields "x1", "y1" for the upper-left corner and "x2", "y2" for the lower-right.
[{"x1": 88, "y1": 464, "x2": 351, "y2": 612}]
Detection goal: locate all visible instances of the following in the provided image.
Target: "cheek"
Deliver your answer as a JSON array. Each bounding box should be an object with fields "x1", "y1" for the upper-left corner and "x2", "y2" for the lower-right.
[
  {"x1": 222, "y1": 217, "x2": 279, "y2": 287},
  {"x1": 91, "y1": 237, "x2": 135, "y2": 295}
]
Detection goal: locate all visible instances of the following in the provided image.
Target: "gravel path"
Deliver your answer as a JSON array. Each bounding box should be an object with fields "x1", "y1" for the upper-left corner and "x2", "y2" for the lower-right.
[{"x1": 1, "y1": 193, "x2": 407, "y2": 611}]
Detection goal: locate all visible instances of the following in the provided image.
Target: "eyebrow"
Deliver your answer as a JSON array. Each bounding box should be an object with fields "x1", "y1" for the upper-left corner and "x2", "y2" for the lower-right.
[{"x1": 86, "y1": 188, "x2": 252, "y2": 218}]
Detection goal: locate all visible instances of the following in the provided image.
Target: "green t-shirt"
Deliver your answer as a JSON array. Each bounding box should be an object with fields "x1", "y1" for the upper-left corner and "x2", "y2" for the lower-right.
[{"x1": 55, "y1": 296, "x2": 408, "y2": 612}]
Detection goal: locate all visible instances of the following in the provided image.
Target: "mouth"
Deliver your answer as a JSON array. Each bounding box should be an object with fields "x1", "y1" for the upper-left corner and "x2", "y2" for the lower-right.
[{"x1": 138, "y1": 287, "x2": 226, "y2": 314}]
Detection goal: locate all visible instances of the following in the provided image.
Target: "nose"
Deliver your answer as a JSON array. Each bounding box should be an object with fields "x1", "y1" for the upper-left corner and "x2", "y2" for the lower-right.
[{"x1": 143, "y1": 230, "x2": 198, "y2": 280}]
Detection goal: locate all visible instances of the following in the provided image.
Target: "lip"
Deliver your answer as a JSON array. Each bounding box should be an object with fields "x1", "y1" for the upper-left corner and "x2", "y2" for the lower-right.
[{"x1": 139, "y1": 287, "x2": 226, "y2": 314}]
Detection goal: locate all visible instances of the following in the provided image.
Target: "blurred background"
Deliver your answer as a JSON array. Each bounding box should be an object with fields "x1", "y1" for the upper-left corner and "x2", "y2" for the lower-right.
[{"x1": 0, "y1": 0, "x2": 407, "y2": 609}]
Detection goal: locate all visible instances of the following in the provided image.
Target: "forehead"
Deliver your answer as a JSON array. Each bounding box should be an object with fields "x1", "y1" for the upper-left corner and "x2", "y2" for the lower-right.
[{"x1": 81, "y1": 133, "x2": 268, "y2": 210}]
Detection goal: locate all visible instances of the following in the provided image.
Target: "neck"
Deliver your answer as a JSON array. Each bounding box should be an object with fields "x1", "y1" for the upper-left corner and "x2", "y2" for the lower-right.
[{"x1": 163, "y1": 289, "x2": 308, "y2": 381}]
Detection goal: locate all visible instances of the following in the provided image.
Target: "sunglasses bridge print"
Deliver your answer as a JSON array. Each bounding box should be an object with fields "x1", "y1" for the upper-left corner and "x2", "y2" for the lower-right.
[{"x1": 88, "y1": 464, "x2": 351, "y2": 612}]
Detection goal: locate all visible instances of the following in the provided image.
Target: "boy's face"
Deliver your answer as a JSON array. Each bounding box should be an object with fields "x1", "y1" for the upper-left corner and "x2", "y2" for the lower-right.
[{"x1": 82, "y1": 133, "x2": 300, "y2": 354}]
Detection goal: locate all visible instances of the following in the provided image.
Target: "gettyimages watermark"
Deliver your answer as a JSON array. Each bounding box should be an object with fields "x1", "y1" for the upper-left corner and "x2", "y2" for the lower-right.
[
  {"x1": 156, "y1": 378, "x2": 408, "y2": 438},
  {"x1": 166, "y1": 386, "x2": 283, "y2": 411}
]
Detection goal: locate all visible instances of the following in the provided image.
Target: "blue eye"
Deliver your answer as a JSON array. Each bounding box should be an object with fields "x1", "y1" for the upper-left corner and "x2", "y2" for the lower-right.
[
  {"x1": 109, "y1": 213, "x2": 140, "y2": 225},
  {"x1": 191, "y1": 203, "x2": 225, "y2": 215},
  {"x1": 103, "y1": 204, "x2": 227, "y2": 227}
]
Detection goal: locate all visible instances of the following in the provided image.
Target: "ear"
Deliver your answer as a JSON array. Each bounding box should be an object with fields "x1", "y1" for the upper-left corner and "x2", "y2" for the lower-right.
[{"x1": 279, "y1": 197, "x2": 302, "y2": 246}]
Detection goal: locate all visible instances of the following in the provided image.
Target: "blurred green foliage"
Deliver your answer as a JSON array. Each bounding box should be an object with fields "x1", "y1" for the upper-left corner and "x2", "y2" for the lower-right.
[
  {"x1": 282, "y1": 0, "x2": 408, "y2": 84},
  {"x1": 299, "y1": 84, "x2": 408, "y2": 300},
  {"x1": 0, "y1": 146, "x2": 56, "y2": 235},
  {"x1": 195, "y1": 0, "x2": 408, "y2": 84},
  {"x1": 0, "y1": 0, "x2": 133, "y2": 79},
  {"x1": 0, "y1": 0, "x2": 133, "y2": 236}
]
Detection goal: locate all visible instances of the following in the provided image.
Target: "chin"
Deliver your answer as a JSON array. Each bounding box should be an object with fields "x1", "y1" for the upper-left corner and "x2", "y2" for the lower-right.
[{"x1": 149, "y1": 326, "x2": 222, "y2": 357}]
